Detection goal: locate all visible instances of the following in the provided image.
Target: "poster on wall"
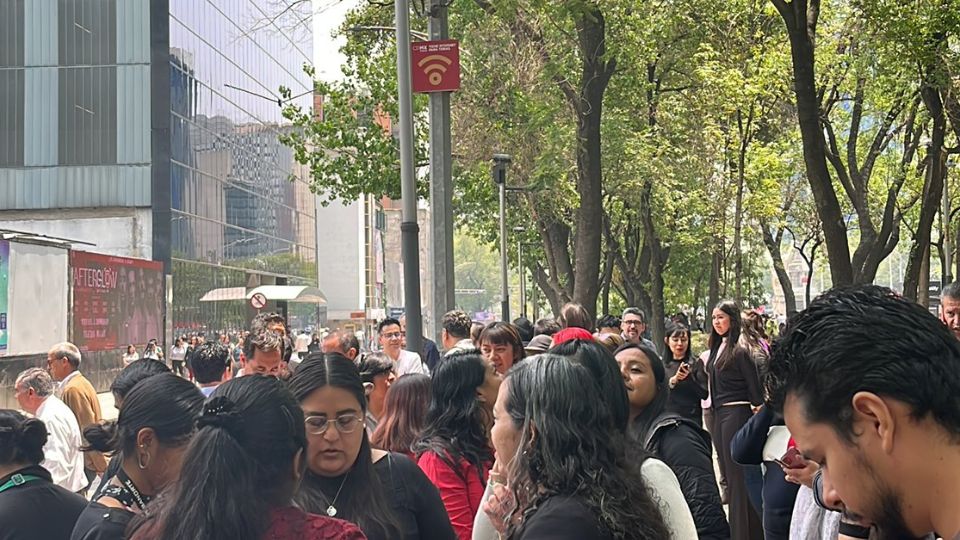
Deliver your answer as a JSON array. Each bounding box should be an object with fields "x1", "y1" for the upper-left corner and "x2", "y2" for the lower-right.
[
  {"x1": 0, "y1": 240, "x2": 8, "y2": 356},
  {"x1": 71, "y1": 251, "x2": 164, "y2": 352}
]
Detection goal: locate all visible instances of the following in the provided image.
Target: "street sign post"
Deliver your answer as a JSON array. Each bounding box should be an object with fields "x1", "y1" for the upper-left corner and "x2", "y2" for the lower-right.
[{"x1": 411, "y1": 40, "x2": 461, "y2": 93}]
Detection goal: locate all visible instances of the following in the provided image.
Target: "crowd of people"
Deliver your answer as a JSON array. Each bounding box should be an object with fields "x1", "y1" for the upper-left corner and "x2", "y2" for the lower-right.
[{"x1": 5, "y1": 284, "x2": 960, "y2": 539}]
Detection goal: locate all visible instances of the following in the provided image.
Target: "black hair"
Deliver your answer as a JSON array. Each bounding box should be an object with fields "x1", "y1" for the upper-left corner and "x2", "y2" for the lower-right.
[
  {"x1": 442, "y1": 310, "x2": 473, "y2": 339},
  {"x1": 377, "y1": 317, "x2": 401, "y2": 334},
  {"x1": 287, "y1": 354, "x2": 401, "y2": 538},
  {"x1": 614, "y1": 342, "x2": 669, "y2": 443},
  {"x1": 533, "y1": 317, "x2": 561, "y2": 336},
  {"x1": 548, "y1": 339, "x2": 630, "y2": 432},
  {"x1": 663, "y1": 321, "x2": 692, "y2": 364},
  {"x1": 501, "y1": 356, "x2": 669, "y2": 539},
  {"x1": 0, "y1": 410, "x2": 48, "y2": 466},
  {"x1": 138, "y1": 376, "x2": 307, "y2": 540},
  {"x1": 84, "y1": 373, "x2": 203, "y2": 457},
  {"x1": 708, "y1": 300, "x2": 743, "y2": 370},
  {"x1": 414, "y1": 350, "x2": 493, "y2": 483},
  {"x1": 512, "y1": 317, "x2": 535, "y2": 342},
  {"x1": 596, "y1": 314, "x2": 621, "y2": 330},
  {"x1": 355, "y1": 351, "x2": 395, "y2": 383},
  {"x1": 943, "y1": 281, "x2": 960, "y2": 302},
  {"x1": 480, "y1": 322, "x2": 526, "y2": 365},
  {"x1": 767, "y1": 285, "x2": 960, "y2": 443},
  {"x1": 242, "y1": 327, "x2": 283, "y2": 361},
  {"x1": 251, "y1": 312, "x2": 287, "y2": 333},
  {"x1": 110, "y1": 359, "x2": 170, "y2": 402},
  {"x1": 192, "y1": 341, "x2": 232, "y2": 384}
]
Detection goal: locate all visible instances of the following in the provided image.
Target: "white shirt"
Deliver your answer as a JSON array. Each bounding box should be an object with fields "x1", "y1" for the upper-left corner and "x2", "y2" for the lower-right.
[
  {"x1": 56, "y1": 370, "x2": 81, "y2": 398},
  {"x1": 393, "y1": 349, "x2": 429, "y2": 376},
  {"x1": 444, "y1": 338, "x2": 477, "y2": 356},
  {"x1": 36, "y1": 396, "x2": 87, "y2": 492}
]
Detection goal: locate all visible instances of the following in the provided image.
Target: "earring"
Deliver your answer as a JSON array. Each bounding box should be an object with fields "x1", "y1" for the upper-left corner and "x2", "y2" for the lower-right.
[{"x1": 137, "y1": 452, "x2": 150, "y2": 470}]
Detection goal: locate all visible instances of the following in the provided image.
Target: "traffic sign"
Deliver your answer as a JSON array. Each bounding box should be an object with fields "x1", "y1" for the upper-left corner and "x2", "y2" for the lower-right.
[
  {"x1": 411, "y1": 40, "x2": 460, "y2": 93},
  {"x1": 250, "y1": 292, "x2": 267, "y2": 310}
]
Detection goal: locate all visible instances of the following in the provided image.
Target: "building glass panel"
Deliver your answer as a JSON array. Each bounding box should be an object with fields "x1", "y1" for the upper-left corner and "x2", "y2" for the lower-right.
[
  {"x1": 58, "y1": 66, "x2": 117, "y2": 165},
  {"x1": 58, "y1": 0, "x2": 116, "y2": 66}
]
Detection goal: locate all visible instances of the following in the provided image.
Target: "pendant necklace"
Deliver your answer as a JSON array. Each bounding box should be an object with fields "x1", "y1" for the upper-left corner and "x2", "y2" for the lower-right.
[{"x1": 319, "y1": 469, "x2": 350, "y2": 517}]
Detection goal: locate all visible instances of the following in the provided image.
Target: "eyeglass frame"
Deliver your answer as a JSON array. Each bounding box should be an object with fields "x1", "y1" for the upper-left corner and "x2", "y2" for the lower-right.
[{"x1": 304, "y1": 413, "x2": 365, "y2": 435}]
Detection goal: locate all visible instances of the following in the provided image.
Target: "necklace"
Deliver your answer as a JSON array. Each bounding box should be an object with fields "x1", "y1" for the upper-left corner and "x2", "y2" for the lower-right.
[{"x1": 316, "y1": 469, "x2": 350, "y2": 517}]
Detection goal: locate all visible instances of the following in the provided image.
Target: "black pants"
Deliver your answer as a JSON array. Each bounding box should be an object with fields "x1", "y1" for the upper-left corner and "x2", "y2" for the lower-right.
[
  {"x1": 171, "y1": 360, "x2": 185, "y2": 377},
  {"x1": 704, "y1": 407, "x2": 726, "y2": 495},
  {"x1": 713, "y1": 405, "x2": 764, "y2": 540}
]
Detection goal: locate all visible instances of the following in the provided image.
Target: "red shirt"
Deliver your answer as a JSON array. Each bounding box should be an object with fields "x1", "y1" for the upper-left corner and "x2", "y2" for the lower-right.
[
  {"x1": 263, "y1": 507, "x2": 367, "y2": 540},
  {"x1": 417, "y1": 451, "x2": 489, "y2": 540}
]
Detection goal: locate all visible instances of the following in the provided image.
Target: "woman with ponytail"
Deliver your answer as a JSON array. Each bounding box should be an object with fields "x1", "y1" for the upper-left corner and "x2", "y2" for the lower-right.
[
  {"x1": 0, "y1": 410, "x2": 87, "y2": 539},
  {"x1": 289, "y1": 353, "x2": 454, "y2": 540},
  {"x1": 131, "y1": 374, "x2": 365, "y2": 540},
  {"x1": 70, "y1": 373, "x2": 203, "y2": 540}
]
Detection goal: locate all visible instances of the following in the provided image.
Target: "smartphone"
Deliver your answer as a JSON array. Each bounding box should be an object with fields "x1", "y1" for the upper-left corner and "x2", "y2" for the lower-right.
[{"x1": 774, "y1": 447, "x2": 805, "y2": 469}]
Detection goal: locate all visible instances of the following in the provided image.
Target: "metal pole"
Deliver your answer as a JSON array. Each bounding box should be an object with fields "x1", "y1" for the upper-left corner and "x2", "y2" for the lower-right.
[
  {"x1": 395, "y1": 0, "x2": 423, "y2": 355},
  {"x1": 944, "y1": 163, "x2": 953, "y2": 285},
  {"x1": 518, "y1": 239, "x2": 526, "y2": 318},
  {"x1": 428, "y1": 0, "x2": 454, "y2": 342},
  {"x1": 499, "y1": 181, "x2": 509, "y2": 321}
]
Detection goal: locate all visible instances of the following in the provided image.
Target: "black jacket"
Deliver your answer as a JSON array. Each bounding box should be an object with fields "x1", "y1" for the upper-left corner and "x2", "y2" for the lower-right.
[
  {"x1": 0, "y1": 465, "x2": 87, "y2": 540},
  {"x1": 730, "y1": 405, "x2": 799, "y2": 540},
  {"x1": 643, "y1": 414, "x2": 730, "y2": 540}
]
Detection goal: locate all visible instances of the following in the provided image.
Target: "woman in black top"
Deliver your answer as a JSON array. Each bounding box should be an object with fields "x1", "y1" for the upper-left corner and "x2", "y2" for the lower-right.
[
  {"x1": 70, "y1": 374, "x2": 203, "y2": 540},
  {"x1": 615, "y1": 343, "x2": 730, "y2": 540},
  {"x1": 486, "y1": 355, "x2": 670, "y2": 540},
  {"x1": 289, "y1": 352, "x2": 456, "y2": 540},
  {"x1": 0, "y1": 410, "x2": 86, "y2": 540},
  {"x1": 705, "y1": 301, "x2": 764, "y2": 540},
  {"x1": 662, "y1": 322, "x2": 708, "y2": 425}
]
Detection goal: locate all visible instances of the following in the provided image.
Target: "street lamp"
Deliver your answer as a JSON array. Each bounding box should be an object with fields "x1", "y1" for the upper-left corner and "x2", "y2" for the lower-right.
[{"x1": 493, "y1": 154, "x2": 512, "y2": 321}]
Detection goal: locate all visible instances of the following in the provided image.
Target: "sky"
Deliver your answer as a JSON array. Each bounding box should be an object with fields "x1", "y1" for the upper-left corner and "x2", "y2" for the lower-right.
[{"x1": 312, "y1": 0, "x2": 361, "y2": 82}]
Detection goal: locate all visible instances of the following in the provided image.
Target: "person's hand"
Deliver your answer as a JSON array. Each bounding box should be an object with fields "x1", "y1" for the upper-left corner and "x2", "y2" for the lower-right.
[
  {"x1": 482, "y1": 482, "x2": 517, "y2": 535},
  {"x1": 783, "y1": 459, "x2": 819, "y2": 488},
  {"x1": 675, "y1": 363, "x2": 691, "y2": 381}
]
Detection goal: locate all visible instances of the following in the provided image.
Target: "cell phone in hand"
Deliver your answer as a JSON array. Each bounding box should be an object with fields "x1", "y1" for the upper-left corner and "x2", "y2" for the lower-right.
[{"x1": 774, "y1": 447, "x2": 805, "y2": 469}]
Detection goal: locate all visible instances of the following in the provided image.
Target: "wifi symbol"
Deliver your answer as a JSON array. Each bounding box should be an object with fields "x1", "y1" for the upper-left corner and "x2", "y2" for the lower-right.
[{"x1": 418, "y1": 54, "x2": 453, "y2": 86}]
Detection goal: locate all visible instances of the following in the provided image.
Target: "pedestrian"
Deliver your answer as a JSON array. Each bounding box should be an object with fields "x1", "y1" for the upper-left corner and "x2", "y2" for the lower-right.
[
  {"x1": 441, "y1": 310, "x2": 476, "y2": 356},
  {"x1": 370, "y1": 374, "x2": 432, "y2": 460},
  {"x1": 705, "y1": 300, "x2": 764, "y2": 540},
  {"x1": 378, "y1": 318, "x2": 429, "y2": 376},
  {"x1": 478, "y1": 322, "x2": 525, "y2": 375},
  {"x1": 46, "y1": 342, "x2": 106, "y2": 489},
  {"x1": 142, "y1": 339, "x2": 162, "y2": 362},
  {"x1": 594, "y1": 331, "x2": 625, "y2": 354},
  {"x1": 615, "y1": 342, "x2": 730, "y2": 540},
  {"x1": 511, "y1": 317, "x2": 534, "y2": 345},
  {"x1": 557, "y1": 302, "x2": 593, "y2": 332},
  {"x1": 740, "y1": 309, "x2": 770, "y2": 369},
  {"x1": 129, "y1": 375, "x2": 365, "y2": 540},
  {"x1": 621, "y1": 307, "x2": 657, "y2": 349},
  {"x1": 168, "y1": 337, "x2": 187, "y2": 377},
  {"x1": 71, "y1": 373, "x2": 203, "y2": 540},
  {"x1": 0, "y1": 410, "x2": 87, "y2": 540},
  {"x1": 357, "y1": 352, "x2": 396, "y2": 434},
  {"x1": 191, "y1": 341, "x2": 233, "y2": 397},
  {"x1": 414, "y1": 351, "x2": 500, "y2": 540},
  {"x1": 595, "y1": 314, "x2": 622, "y2": 335},
  {"x1": 483, "y1": 355, "x2": 671, "y2": 539},
  {"x1": 532, "y1": 317, "x2": 560, "y2": 337},
  {"x1": 662, "y1": 321, "x2": 708, "y2": 426},
  {"x1": 241, "y1": 326, "x2": 285, "y2": 377},
  {"x1": 13, "y1": 368, "x2": 87, "y2": 493},
  {"x1": 289, "y1": 355, "x2": 454, "y2": 540},
  {"x1": 122, "y1": 345, "x2": 139, "y2": 367},
  {"x1": 469, "y1": 321, "x2": 485, "y2": 348}
]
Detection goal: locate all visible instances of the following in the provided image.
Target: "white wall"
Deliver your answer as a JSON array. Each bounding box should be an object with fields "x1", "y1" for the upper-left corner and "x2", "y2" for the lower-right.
[
  {"x1": 6, "y1": 241, "x2": 69, "y2": 356},
  {"x1": 0, "y1": 208, "x2": 153, "y2": 260}
]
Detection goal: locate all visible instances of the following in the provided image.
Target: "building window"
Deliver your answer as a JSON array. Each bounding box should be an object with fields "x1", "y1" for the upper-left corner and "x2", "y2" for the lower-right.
[
  {"x1": 59, "y1": 0, "x2": 116, "y2": 66},
  {"x1": 59, "y1": 67, "x2": 117, "y2": 165}
]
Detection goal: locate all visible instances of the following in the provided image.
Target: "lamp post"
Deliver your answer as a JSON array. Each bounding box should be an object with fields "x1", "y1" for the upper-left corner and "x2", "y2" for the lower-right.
[
  {"x1": 395, "y1": 0, "x2": 423, "y2": 355},
  {"x1": 492, "y1": 154, "x2": 512, "y2": 321}
]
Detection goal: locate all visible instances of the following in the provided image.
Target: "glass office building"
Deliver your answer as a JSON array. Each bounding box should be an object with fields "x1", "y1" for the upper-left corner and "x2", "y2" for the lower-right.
[{"x1": 0, "y1": 0, "x2": 318, "y2": 337}]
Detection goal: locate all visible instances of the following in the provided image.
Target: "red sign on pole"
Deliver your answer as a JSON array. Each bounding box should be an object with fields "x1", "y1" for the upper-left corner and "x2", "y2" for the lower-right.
[{"x1": 411, "y1": 40, "x2": 461, "y2": 93}]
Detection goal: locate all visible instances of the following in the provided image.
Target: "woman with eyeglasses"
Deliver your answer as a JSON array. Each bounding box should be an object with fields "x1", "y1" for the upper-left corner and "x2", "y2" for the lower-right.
[
  {"x1": 414, "y1": 351, "x2": 501, "y2": 540},
  {"x1": 289, "y1": 353, "x2": 456, "y2": 540}
]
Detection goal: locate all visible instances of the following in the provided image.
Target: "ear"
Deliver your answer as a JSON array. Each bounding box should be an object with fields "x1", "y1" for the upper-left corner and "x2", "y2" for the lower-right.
[
  {"x1": 136, "y1": 427, "x2": 157, "y2": 452},
  {"x1": 476, "y1": 387, "x2": 488, "y2": 403},
  {"x1": 851, "y1": 391, "x2": 896, "y2": 454},
  {"x1": 363, "y1": 382, "x2": 374, "y2": 397},
  {"x1": 441, "y1": 329, "x2": 449, "y2": 342}
]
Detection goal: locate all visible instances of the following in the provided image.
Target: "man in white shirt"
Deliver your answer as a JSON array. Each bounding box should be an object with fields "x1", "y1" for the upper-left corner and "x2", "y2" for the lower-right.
[
  {"x1": 14, "y1": 367, "x2": 87, "y2": 493},
  {"x1": 378, "y1": 317, "x2": 429, "y2": 376}
]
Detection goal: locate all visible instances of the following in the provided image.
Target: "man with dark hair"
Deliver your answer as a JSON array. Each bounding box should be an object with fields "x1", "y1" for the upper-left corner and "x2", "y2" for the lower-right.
[
  {"x1": 767, "y1": 285, "x2": 960, "y2": 539},
  {"x1": 621, "y1": 307, "x2": 656, "y2": 349},
  {"x1": 441, "y1": 309, "x2": 475, "y2": 355},
  {"x1": 941, "y1": 281, "x2": 960, "y2": 340},
  {"x1": 596, "y1": 314, "x2": 621, "y2": 335},
  {"x1": 321, "y1": 331, "x2": 360, "y2": 361},
  {"x1": 241, "y1": 328, "x2": 285, "y2": 377},
  {"x1": 192, "y1": 341, "x2": 233, "y2": 396},
  {"x1": 533, "y1": 317, "x2": 561, "y2": 337},
  {"x1": 378, "y1": 317, "x2": 429, "y2": 376},
  {"x1": 512, "y1": 316, "x2": 535, "y2": 344},
  {"x1": 251, "y1": 311, "x2": 287, "y2": 336}
]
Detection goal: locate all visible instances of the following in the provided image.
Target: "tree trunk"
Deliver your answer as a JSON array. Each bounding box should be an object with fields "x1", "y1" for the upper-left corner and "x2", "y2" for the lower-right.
[
  {"x1": 708, "y1": 238, "x2": 722, "y2": 312},
  {"x1": 903, "y1": 82, "x2": 947, "y2": 301},
  {"x1": 771, "y1": 0, "x2": 855, "y2": 285},
  {"x1": 919, "y1": 244, "x2": 931, "y2": 308},
  {"x1": 805, "y1": 243, "x2": 817, "y2": 308},
  {"x1": 761, "y1": 220, "x2": 797, "y2": 315}
]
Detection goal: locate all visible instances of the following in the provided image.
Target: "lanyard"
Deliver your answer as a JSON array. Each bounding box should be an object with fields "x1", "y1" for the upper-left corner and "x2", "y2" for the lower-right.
[
  {"x1": 0, "y1": 474, "x2": 43, "y2": 494},
  {"x1": 114, "y1": 468, "x2": 151, "y2": 511}
]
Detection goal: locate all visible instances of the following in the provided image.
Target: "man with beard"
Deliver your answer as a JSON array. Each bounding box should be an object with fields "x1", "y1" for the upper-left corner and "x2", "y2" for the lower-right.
[
  {"x1": 941, "y1": 282, "x2": 960, "y2": 340},
  {"x1": 767, "y1": 285, "x2": 960, "y2": 540}
]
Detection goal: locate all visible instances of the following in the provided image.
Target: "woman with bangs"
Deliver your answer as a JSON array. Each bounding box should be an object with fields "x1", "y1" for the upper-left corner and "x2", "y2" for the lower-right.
[{"x1": 479, "y1": 322, "x2": 525, "y2": 375}]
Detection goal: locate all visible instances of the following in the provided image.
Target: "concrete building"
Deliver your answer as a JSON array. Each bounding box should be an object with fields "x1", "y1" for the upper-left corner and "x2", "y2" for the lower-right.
[{"x1": 0, "y1": 1, "x2": 320, "y2": 350}]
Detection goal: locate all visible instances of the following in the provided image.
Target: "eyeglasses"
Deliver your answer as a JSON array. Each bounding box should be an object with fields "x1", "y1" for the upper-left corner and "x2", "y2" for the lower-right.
[
  {"x1": 622, "y1": 320, "x2": 644, "y2": 326},
  {"x1": 381, "y1": 332, "x2": 403, "y2": 339},
  {"x1": 304, "y1": 414, "x2": 364, "y2": 435}
]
